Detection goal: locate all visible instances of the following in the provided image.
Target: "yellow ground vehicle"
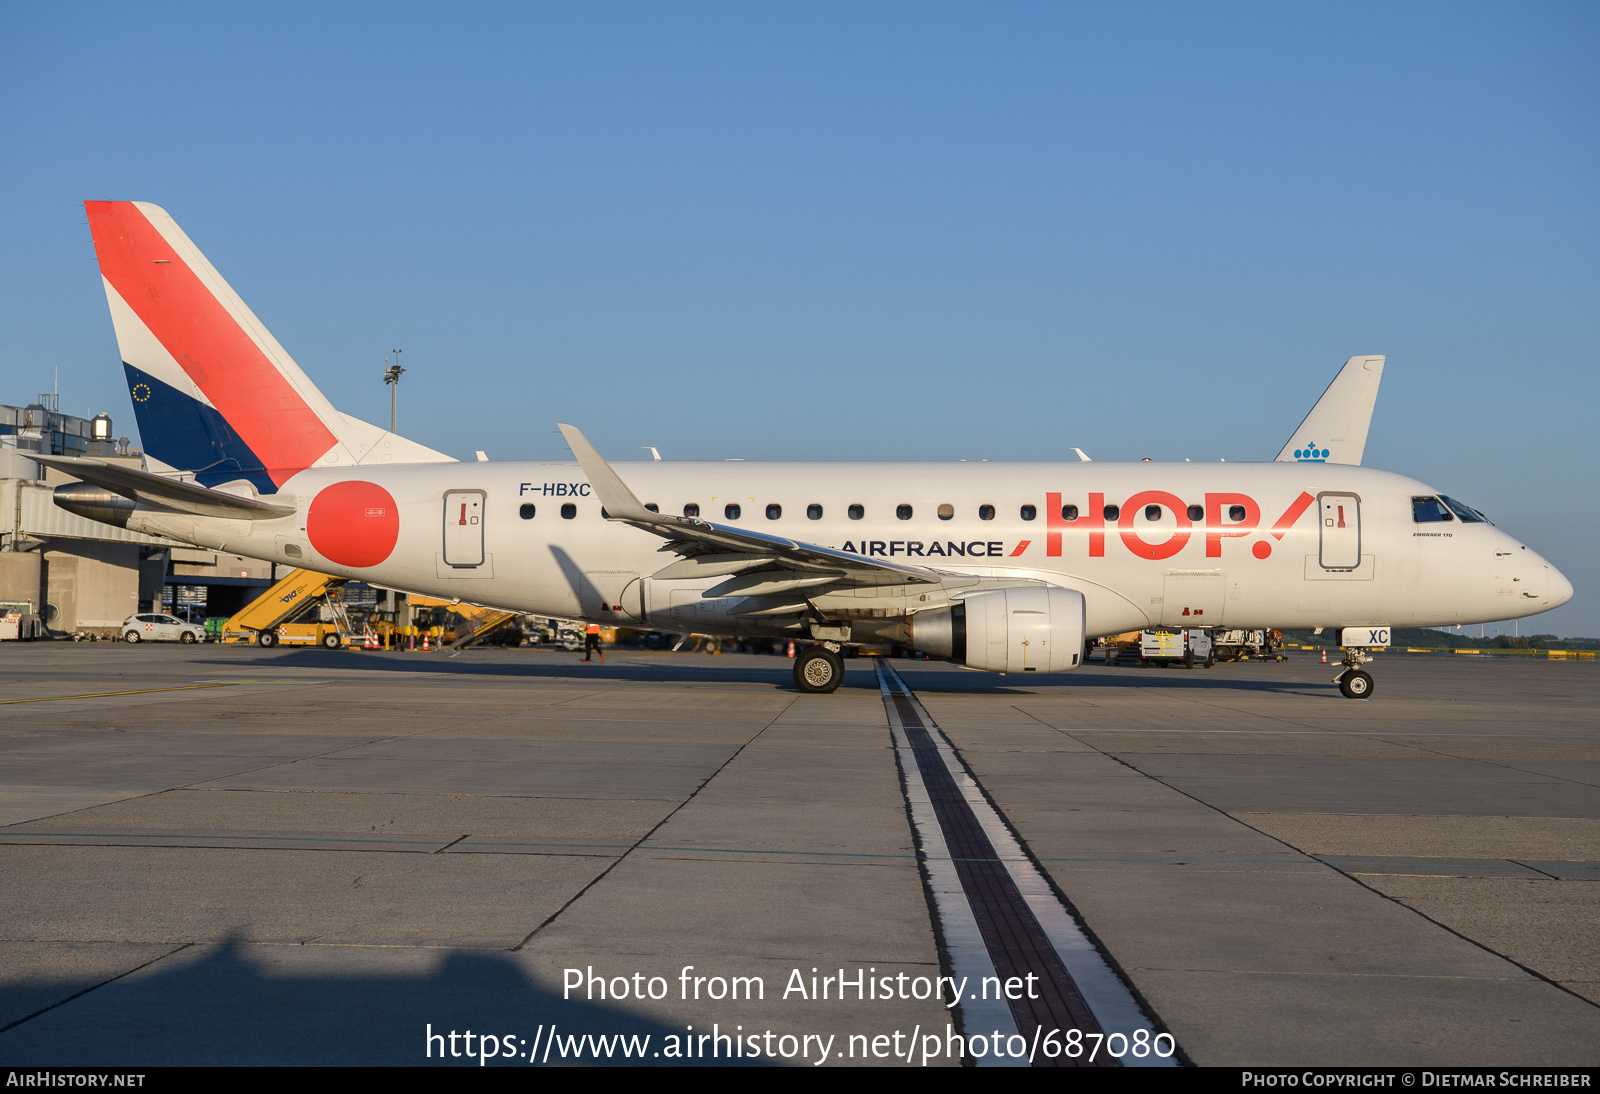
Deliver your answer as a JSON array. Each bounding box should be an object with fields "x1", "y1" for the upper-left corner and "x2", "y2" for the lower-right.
[
  {"x1": 220, "y1": 569, "x2": 354, "y2": 648},
  {"x1": 406, "y1": 596, "x2": 520, "y2": 648}
]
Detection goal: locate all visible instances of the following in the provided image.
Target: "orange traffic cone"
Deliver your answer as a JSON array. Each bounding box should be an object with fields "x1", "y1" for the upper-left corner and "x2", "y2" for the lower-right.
[
  {"x1": 422, "y1": 631, "x2": 430, "y2": 652},
  {"x1": 1320, "y1": 648, "x2": 1327, "y2": 664}
]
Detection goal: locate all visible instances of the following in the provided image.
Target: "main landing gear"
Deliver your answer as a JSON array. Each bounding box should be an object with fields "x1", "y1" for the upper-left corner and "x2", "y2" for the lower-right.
[
  {"x1": 794, "y1": 646, "x2": 844, "y2": 694},
  {"x1": 1334, "y1": 648, "x2": 1375, "y2": 700}
]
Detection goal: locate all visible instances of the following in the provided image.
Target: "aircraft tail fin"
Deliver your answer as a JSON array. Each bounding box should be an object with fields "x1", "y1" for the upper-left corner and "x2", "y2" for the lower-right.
[
  {"x1": 1275, "y1": 355, "x2": 1385, "y2": 465},
  {"x1": 84, "y1": 200, "x2": 453, "y2": 493}
]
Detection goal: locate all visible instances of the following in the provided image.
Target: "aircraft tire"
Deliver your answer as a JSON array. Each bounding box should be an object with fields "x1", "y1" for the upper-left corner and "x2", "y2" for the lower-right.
[
  {"x1": 1339, "y1": 670, "x2": 1374, "y2": 700},
  {"x1": 794, "y1": 648, "x2": 844, "y2": 694},
  {"x1": 257, "y1": 631, "x2": 277, "y2": 648}
]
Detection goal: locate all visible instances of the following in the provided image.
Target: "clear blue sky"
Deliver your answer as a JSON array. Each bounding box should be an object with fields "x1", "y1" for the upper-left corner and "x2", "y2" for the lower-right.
[{"x1": 2, "y1": 2, "x2": 1596, "y2": 635}]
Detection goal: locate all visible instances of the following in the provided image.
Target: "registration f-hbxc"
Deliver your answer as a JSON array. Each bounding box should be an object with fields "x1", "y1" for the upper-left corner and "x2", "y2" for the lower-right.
[{"x1": 51, "y1": 201, "x2": 1573, "y2": 698}]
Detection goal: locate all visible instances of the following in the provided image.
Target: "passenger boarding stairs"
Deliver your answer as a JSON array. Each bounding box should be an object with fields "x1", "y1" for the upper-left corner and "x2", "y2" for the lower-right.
[{"x1": 220, "y1": 568, "x2": 346, "y2": 645}]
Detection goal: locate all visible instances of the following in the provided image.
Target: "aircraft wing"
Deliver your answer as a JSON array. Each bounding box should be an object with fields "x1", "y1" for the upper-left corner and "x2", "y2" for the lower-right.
[
  {"x1": 36, "y1": 455, "x2": 297, "y2": 520},
  {"x1": 1275, "y1": 355, "x2": 1385, "y2": 465},
  {"x1": 559, "y1": 425, "x2": 947, "y2": 610}
]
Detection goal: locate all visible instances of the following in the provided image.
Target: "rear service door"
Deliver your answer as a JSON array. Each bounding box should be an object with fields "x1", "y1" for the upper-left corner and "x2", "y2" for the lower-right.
[
  {"x1": 1318, "y1": 494, "x2": 1361, "y2": 570},
  {"x1": 443, "y1": 491, "x2": 485, "y2": 567}
]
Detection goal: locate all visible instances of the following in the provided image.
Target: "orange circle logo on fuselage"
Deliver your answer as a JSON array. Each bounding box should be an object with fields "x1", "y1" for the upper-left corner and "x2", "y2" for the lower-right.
[{"x1": 306, "y1": 481, "x2": 400, "y2": 568}]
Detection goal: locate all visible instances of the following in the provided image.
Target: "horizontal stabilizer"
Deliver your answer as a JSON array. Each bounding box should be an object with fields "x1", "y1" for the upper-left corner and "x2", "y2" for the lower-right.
[
  {"x1": 1276, "y1": 355, "x2": 1385, "y2": 465},
  {"x1": 39, "y1": 456, "x2": 296, "y2": 521}
]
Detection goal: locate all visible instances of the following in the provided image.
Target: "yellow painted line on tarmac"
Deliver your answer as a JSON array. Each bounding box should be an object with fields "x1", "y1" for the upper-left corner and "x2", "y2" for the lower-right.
[{"x1": 0, "y1": 682, "x2": 240, "y2": 706}]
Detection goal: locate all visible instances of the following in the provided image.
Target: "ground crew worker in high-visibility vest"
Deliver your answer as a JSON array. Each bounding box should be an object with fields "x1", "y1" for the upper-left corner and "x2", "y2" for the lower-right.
[{"x1": 584, "y1": 622, "x2": 604, "y2": 663}]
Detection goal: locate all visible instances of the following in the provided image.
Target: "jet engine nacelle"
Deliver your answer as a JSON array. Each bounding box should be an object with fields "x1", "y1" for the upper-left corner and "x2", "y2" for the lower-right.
[{"x1": 909, "y1": 585, "x2": 1085, "y2": 674}]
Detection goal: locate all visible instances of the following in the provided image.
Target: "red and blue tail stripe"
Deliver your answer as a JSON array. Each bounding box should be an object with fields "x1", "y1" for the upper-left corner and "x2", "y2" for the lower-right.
[{"x1": 86, "y1": 200, "x2": 339, "y2": 489}]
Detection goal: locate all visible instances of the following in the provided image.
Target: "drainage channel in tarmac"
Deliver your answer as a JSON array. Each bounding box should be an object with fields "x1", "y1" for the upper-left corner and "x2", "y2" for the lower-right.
[{"x1": 876, "y1": 662, "x2": 1176, "y2": 1068}]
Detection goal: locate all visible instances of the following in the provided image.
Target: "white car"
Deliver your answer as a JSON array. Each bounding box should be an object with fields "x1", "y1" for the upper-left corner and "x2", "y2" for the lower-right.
[{"x1": 121, "y1": 613, "x2": 206, "y2": 644}]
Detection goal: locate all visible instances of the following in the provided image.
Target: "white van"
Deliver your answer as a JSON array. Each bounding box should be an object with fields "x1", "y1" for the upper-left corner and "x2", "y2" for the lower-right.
[{"x1": 1137, "y1": 628, "x2": 1214, "y2": 668}]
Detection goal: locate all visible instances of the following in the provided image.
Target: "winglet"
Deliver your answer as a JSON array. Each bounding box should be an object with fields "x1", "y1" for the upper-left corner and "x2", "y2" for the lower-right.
[
  {"x1": 558, "y1": 424, "x2": 657, "y2": 523},
  {"x1": 1275, "y1": 355, "x2": 1385, "y2": 465}
]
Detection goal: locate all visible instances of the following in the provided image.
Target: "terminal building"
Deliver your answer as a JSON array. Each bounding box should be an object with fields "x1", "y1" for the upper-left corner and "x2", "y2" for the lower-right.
[{"x1": 0, "y1": 395, "x2": 277, "y2": 637}]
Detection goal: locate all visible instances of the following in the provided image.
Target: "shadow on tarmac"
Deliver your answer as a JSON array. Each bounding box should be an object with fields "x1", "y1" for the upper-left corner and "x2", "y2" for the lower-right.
[
  {"x1": 7, "y1": 941, "x2": 743, "y2": 1066},
  {"x1": 190, "y1": 648, "x2": 1328, "y2": 697}
]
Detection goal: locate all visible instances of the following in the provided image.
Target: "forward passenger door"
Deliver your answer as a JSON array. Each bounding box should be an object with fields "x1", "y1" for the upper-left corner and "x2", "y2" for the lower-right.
[{"x1": 1318, "y1": 494, "x2": 1361, "y2": 570}]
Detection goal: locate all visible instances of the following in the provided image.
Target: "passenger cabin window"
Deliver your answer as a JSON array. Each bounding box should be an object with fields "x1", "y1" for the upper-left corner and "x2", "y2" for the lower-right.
[
  {"x1": 1060, "y1": 505, "x2": 1078, "y2": 521},
  {"x1": 979, "y1": 505, "x2": 995, "y2": 520},
  {"x1": 725, "y1": 503, "x2": 742, "y2": 520},
  {"x1": 896, "y1": 505, "x2": 913, "y2": 520},
  {"x1": 1439, "y1": 496, "x2": 1486, "y2": 523},
  {"x1": 848, "y1": 504, "x2": 864, "y2": 520},
  {"x1": 807, "y1": 504, "x2": 823, "y2": 520},
  {"x1": 1020, "y1": 505, "x2": 1036, "y2": 521},
  {"x1": 1186, "y1": 505, "x2": 1202, "y2": 521},
  {"x1": 683, "y1": 503, "x2": 700, "y2": 518},
  {"x1": 937, "y1": 504, "x2": 954, "y2": 521},
  {"x1": 561, "y1": 503, "x2": 576, "y2": 519},
  {"x1": 765, "y1": 504, "x2": 782, "y2": 520},
  {"x1": 520, "y1": 503, "x2": 536, "y2": 519},
  {"x1": 1228, "y1": 504, "x2": 1246, "y2": 522},
  {"x1": 1144, "y1": 505, "x2": 1162, "y2": 520},
  {"x1": 1104, "y1": 504, "x2": 1120, "y2": 521},
  {"x1": 1413, "y1": 497, "x2": 1454, "y2": 523}
]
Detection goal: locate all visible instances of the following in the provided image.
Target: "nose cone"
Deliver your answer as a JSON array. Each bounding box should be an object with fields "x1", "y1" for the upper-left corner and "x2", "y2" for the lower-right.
[{"x1": 1549, "y1": 563, "x2": 1574, "y2": 609}]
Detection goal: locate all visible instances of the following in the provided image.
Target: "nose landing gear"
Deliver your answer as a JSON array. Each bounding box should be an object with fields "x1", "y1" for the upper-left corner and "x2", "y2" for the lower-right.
[{"x1": 1334, "y1": 648, "x2": 1375, "y2": 700}]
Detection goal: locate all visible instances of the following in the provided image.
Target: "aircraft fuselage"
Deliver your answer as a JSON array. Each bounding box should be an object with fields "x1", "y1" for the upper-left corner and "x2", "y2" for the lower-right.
[{"x1": 119, "y1": 459, "x2": 1567, "y2": 640}]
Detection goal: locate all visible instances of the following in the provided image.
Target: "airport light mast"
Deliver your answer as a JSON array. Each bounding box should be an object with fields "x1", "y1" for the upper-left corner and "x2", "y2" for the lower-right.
[{"x1": 383, "y1": 351, "x2": 403, "y2": 433}]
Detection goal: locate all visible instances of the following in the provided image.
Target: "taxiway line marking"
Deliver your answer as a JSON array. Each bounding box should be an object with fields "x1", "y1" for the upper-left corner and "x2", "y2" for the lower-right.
[
  {"x1": 0, "y1": 683, "x2": 238, "y2": 705},
  {"x1": 881, "y1": 662, "x2": 1177, "y2": 1069}
]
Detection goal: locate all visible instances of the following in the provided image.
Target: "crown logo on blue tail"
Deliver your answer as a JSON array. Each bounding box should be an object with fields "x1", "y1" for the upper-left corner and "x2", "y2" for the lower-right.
[{"x1": 1294, "y1": 443, "x2": 1329, "y2": 463}]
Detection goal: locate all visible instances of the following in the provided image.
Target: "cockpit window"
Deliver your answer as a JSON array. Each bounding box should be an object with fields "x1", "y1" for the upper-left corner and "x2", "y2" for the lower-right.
[
  {"x1": 1438, "y1": 496, "x2": 1485, "y2": 523},
  {"x1": 1412, "y1": 496, "x2": 1453, "y2": 523}
]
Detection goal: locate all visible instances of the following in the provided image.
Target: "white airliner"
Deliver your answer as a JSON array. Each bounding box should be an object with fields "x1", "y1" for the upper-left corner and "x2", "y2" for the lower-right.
[{"x1": 49, "y1": 201, "x2": 1572, "y2": 699}]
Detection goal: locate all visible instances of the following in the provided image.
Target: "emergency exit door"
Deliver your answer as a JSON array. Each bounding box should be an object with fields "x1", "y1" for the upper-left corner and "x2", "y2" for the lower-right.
[
  {"x1": 443, "y1": 491, "x2": 485, "y2": 567},
  {"x1": 1318, "y1": 493, "x2": 1360, "y2": 570}
]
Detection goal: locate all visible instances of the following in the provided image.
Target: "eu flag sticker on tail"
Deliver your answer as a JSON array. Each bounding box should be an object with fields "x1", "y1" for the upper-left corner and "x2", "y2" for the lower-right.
[{"x1": 121, "y1": 363, "x2": 276, "y2": 495}]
